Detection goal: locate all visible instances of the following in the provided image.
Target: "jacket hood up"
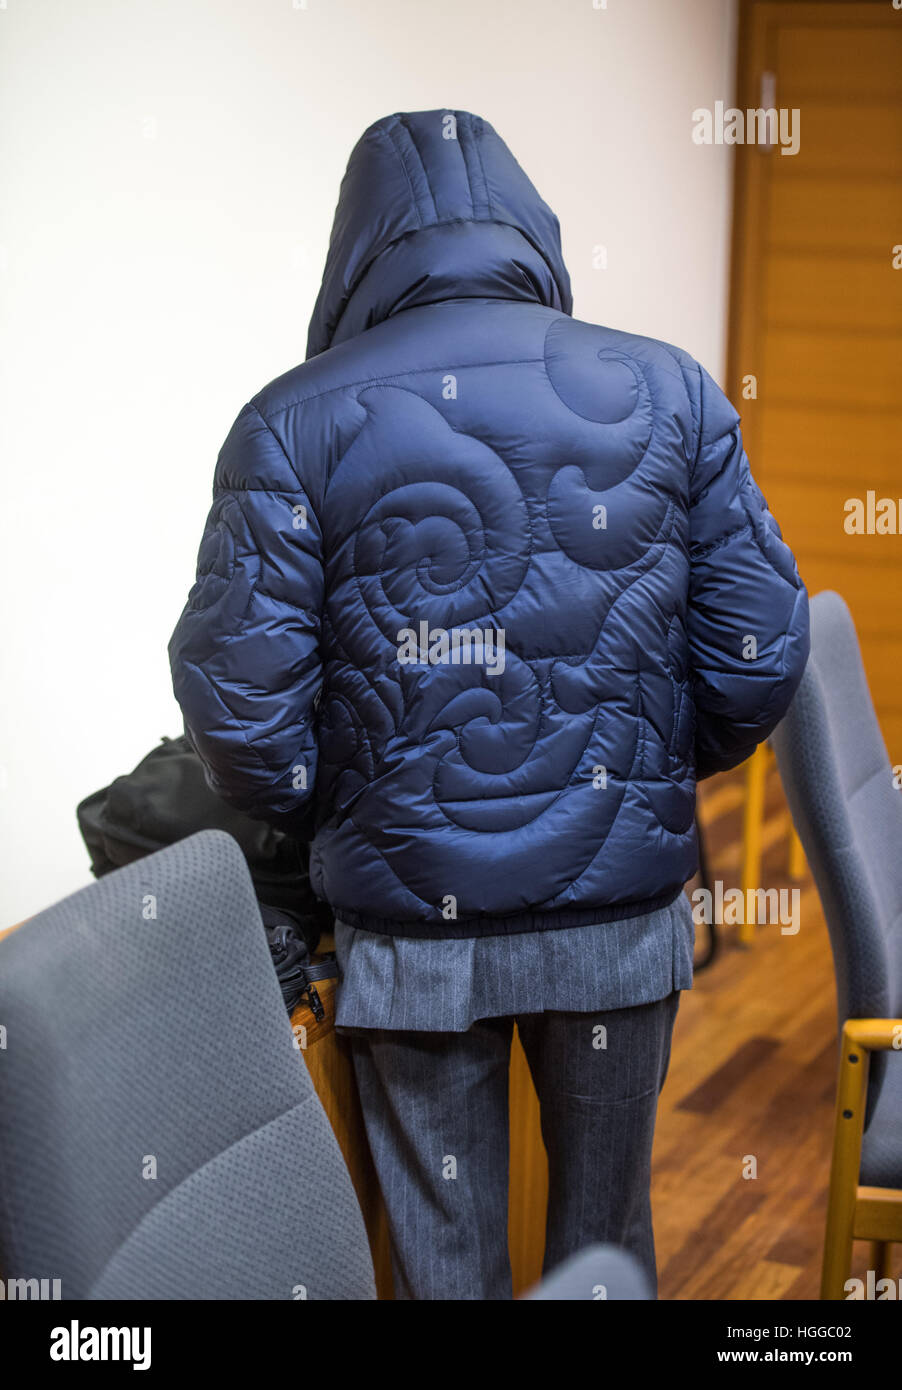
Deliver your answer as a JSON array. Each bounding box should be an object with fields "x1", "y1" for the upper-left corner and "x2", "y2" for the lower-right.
[
  {"x1": 305, "y1": 109, "x2": 573, "y2": 359},
  {"x1": 171, "y1": 107, "x2": 810, "y2": 939}
]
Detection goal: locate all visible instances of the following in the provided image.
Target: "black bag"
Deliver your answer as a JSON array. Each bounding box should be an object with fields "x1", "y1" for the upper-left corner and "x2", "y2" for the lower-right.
[
  {"x1": 260, "y1": 903, "x2": 337, "y2": 1018},
  {"x1": 76, "y1": 736, "x2": 333, "y2": 994}
]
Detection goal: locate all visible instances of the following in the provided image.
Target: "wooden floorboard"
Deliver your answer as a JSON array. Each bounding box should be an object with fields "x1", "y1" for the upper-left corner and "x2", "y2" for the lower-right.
[{"x1": 654, "y1": 764, "x2": 892, "y2": 1300}]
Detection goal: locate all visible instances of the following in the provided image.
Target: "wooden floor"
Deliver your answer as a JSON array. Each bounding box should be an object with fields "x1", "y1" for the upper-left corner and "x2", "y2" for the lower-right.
[{"x1": 654, "y1": 764, "x2": 887, "y2": 1300}]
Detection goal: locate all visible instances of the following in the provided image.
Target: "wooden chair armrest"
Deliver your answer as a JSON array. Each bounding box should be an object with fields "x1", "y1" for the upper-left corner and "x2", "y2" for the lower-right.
[{"x1": 842, "y1": 1019, "x2": 902, "y2": 1053}]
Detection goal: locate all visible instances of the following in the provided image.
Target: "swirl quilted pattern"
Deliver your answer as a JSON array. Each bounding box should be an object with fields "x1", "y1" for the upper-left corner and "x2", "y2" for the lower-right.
[{"x1": 170, "y1": 110, "x2": 810, "y2": 936}]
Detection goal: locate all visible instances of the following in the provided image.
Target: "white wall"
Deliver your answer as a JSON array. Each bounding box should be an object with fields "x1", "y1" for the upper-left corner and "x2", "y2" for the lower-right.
[{"x1": 0, "y1": 0, "x2": 737, "y2": 922}]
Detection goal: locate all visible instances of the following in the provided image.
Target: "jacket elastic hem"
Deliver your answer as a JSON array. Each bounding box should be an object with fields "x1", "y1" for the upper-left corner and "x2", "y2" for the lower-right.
[{"x1": 332, "y1": 887, "x2": 685, "y2": 940}]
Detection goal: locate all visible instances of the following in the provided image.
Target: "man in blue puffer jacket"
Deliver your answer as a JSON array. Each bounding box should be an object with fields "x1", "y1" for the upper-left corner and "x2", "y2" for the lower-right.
[{"x1": 170, "y1": 110, "x2": 809, "y2": 1299}]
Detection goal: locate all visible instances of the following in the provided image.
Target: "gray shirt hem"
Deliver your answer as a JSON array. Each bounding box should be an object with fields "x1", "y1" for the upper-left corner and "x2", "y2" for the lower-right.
[{"x1": 333, "y1": 893, "x2": 696, "y2": 1033}]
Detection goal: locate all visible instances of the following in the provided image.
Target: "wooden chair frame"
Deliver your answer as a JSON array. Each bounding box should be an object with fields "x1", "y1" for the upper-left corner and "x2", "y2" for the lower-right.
[
  {"x1": 821, "y1": 1018, "x2": 902, "y2": 1299},
  {"x1": 740, "y1": 743, "x2": 806, "y2": 945}
]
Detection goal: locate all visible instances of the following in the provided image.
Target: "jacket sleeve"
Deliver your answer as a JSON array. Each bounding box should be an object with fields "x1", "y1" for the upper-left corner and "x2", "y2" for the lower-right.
[
  {"x1": 687, "y1": 365, "x2": 809, "y2": 779},
  {"x1": 168, "y1": 402, "x2": 323, "y2": 836}
]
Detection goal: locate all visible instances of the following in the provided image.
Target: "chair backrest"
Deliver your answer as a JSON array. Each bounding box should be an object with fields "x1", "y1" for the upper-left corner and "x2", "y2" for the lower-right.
[
  {"x1": 0, "y1": 829, "x2": 375, "y2": 1300},
  {"x1": 522, "y1": 1244, "x2": 652, "y2": 1300},
  {"x1": 772, "y1": 591, "x2": 902, "y2": 1119}
]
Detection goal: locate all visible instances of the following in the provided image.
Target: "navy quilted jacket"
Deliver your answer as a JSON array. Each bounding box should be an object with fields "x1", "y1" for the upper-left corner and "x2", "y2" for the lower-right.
[{"x1": 169, "y1": 110, "x2": 809, "y2": 938}]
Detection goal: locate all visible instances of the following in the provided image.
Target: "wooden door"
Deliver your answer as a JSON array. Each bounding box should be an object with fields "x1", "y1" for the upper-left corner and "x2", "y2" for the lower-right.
[{"x1": 729, "y1": 1, "x2": 902, "y2": 760}]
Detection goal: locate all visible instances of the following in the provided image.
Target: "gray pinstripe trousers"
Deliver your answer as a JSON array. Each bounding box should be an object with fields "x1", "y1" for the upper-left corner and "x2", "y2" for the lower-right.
[{"x1": 348, "y1": 990, "x2": 680, "y2": 1300}]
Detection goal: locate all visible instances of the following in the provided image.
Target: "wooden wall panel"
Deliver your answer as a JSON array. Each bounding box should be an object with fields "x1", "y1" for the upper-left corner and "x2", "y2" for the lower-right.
[
  {"x1": 729, "y1": 1, "x2": 902, "y2": 770},
  {"x1": 757, "y1": 405, "x2": 900, "y2": 487},
  {"x1": 762, "y1": 102, "x2": 902, "y2": 176},
  {"x1": 761, "y1": 330, "x2": 900, "y2": 408},
  {"x1": 768, "y1": 178, "x2": 902, "y2": 252},
  {"x1": 776, "y1": 26, "x2": 902, "y2": 95},
  {"x1": 765, "y1": 254, "x2": 900, "y2": 332}
]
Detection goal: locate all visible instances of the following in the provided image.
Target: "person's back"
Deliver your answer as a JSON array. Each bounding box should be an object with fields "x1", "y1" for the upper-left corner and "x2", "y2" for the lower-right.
[
  {"x1": 170, "y1": 109, "x2": 808, "y2": 935},
  {"x1": 169, "y1": 110, "x2": 809, "y2": 1298}
]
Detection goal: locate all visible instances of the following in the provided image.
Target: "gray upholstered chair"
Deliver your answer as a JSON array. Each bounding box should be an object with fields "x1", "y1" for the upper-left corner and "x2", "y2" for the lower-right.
[
  {"x1": 0, "y1": 829, "x2": 376, "y2": 1300},
  {"x1": 522, "y1": 1244, "x2": 651, "y2": 1300},
  {"x1": 0, "y1": 828, "x2": 651, "y2": 1302},
  {"x1": 772, "y1": 590, "x2": 902, "y2": 1299}
]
